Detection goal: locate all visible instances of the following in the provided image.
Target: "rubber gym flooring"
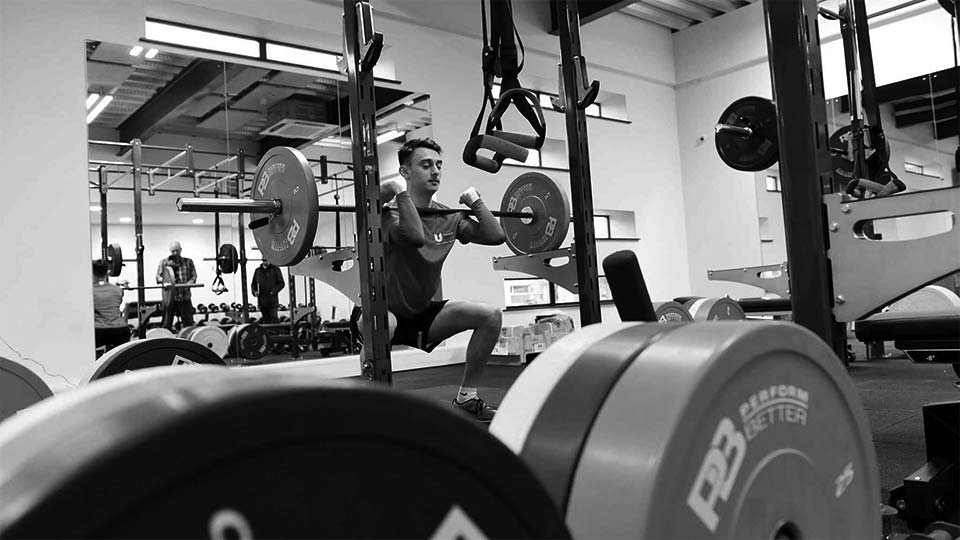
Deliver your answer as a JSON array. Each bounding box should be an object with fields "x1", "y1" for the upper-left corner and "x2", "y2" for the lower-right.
[{"x1": 343, "y1": 339, "x2": 957, "y2": 534}]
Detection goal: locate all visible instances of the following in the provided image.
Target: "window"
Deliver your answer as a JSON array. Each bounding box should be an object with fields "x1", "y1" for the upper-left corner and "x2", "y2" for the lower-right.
[
  {"x1": 593, "y1": 215, "x2": 611, "y2": 239},
  {"x1": 505, "y1": 276, "x2": 612, "y2": 308},
  {"x1": 765, "y1": 175, "x2": 781, "y2": 192},
  {"x1": 504, "y1": 279, "x2": 551, "y2": 307},
  {"x1": 585, "y1": 102, "x2": 601, "y2": 117}
]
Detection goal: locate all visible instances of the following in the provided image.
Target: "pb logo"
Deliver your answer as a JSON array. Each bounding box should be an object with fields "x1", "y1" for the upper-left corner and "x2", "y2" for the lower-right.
[
  {"x1": 687, "y1": 417, "x2": 746, "y2": 532},
  {"x1": 286, "y1": 219, "x2": 300, "y2": 245}
]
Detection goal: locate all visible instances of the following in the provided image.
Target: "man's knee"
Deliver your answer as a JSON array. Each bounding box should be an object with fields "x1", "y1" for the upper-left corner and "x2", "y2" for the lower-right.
[
  {"x1": 358, "y1": 311, "x2": 397, "y2": 340},
  {"x1": 475, "y1": 303, "x2": 502, "y2": 331}
]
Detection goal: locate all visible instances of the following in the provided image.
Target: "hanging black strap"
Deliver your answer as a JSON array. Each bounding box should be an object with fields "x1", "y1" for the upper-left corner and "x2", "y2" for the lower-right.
[{"x1": 463, "y1": 0, "x2": 545, "y2": 174}]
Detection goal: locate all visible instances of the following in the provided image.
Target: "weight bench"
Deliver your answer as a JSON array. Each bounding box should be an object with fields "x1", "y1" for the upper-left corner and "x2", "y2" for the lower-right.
[
  {"x1": 737, "y1": 297, "x2": 792, "y2": 317},
  {"x1": 854, "y1": 311, "x2": 960, "y2": 372}
]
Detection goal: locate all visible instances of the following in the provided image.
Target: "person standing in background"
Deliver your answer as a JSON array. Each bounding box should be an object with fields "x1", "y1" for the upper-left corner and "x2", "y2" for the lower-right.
[
  {"x1": 156, "y1": 241, "x2": 197, "y2": 330},
  {"x1": 252, "y1": 261, "x2": 285, "y2": 324}
]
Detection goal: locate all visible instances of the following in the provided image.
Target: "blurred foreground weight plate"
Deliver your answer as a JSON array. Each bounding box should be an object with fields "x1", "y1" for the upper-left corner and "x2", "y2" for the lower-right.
[
  {"x1": 685, "y1": 296, "x2": 746, "y2": 321},
  {"x1": 84, "y1": 338, "x2": 227, "y2": 383},
  {"x1": 500, "y1": 172, "x2": 571, "y2": 255},
  {"x1": 250, "y1": 147, "x2": 320, "y2": 266},
  {"x1": 0, "y1": 367, "x2": 569, "y2": 539},
  {"x1": 715, "y1": 96, "x2": 779, "y2": 172},
  {"x1": 0, "y1": 357, "x2": 54, "y2": 423},
  {"x1": 490, "y1": 321, "x2": 879, "y2": 539},
  {"x1": 181, "y1": 325, "x2": 230, "y2": 358},
  {"x1": 653, "y1": 301, "x2": 693, "y2": 323},
  {"x1": 227, "y1": 323, "x2": 270, "y2": 360}
]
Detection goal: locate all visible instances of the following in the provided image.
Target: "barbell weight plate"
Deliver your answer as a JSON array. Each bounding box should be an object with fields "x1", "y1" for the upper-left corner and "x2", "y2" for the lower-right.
[
  {"x1": 105, "y1": 243, "x2": 124, "y2": 277},
  {"x1": 251, "y1": 147, "x2": 320, "y2": 267},
  {"x1": 653, "y1": 301, "x2": 693, "y2": 323},
  {"x1": 500, "y1": 172, "x2": 571, "y2": 255},
  {"x1": 227, "y1": 323, "x2": 270, "y2": 361},
  {"x1": 568, "y1": 322, "x2": 879, "y2": 538},
  {"x1": 0, "y1": 356, "x2": 54, "y2": 423},
  {"x1": 0, "y1": 368, "x2": 570, "y2": 539},
  {"x1": 685, "y1": 297, "x2": 746, "y2": 321},
  {"x1": 144, "y1": 328, "x2": 174, "y2": 339},
  {"x1": 218, "y1": 243, "x2": 240, "y2": 274},
  {"x1": 492, "y1": 323, "x2": 682, "y2": 511},
  {"x1": 882, "y1": 285, "x2": 960, "y2": 315},
  {"x1": 186, "y1": 325, "x2": 229, "y2": 358},
  {"x1": 715, "y1": 96, "x2": 779, "y2": 172},
  {"x1": 83, "y1": 338, "x2": 227, "y2": 383},
  {"x1": 492, "y1": 322, "x2": 879, "y2": 539},
  {"x1": 177, "y1": 325, "x2": 197, "y2": 339}
]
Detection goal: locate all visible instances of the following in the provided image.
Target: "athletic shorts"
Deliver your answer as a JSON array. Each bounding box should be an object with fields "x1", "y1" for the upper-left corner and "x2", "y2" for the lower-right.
[{"x1": 391, "y1": 300, "x2": 449, "y2": 352}]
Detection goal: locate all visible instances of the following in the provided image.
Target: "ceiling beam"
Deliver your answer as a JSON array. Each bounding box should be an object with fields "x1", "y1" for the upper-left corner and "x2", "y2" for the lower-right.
[
  {"x1": 692, "y1": 0, "x2": 744, "y2": 12},
  {"x1": 934, "y1": 115, "x2": 958, "y2": 139},
  {"x1": 549, "y1": 0, "x2": 640, "y2": 34},
  {"x1": 645, "y1": 0, "x2": 719, "y2": 21},
  {"x1": 621, "y1": 2, "x2": 694, "y2": 29},
  {"x1": 892, "y1": 91, "x2": 955, "y2": 113},
  {"x1": 119, "y1": 59, "x2": 223, "y2": 143},
  {"x1": 895, "y1": 102, "x2": 956, "y2": 128}
]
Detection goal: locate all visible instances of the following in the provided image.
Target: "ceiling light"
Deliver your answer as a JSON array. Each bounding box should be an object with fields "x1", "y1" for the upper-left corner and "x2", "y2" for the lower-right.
[
  {"x1": 376, "y1": 129, "x2": 405, "y2": 145},
  {"x1": 314, "y1": 136, "x2": 350, "y2": 149},
  {"x1": 129, "y1": 45, "x2": 144, "y2": 56},
  {"x1": 85, "y1": 93, "x2": 100, "y2": 110},
  {"x1": 118, "y1": 216, "x2": 133, "y2": 223},
  {"x1": 86, "y1": 95, "x2": 114, "y2": 124},
  {"x1": 144, "y1": 48, "x2": 159, "y2": 59},
  {"x1": 89, "y1": 205, "x2": 101, "y2": 212},
  {"x1": 145, "y1": 20, "x2": 260, "y2": 58},
  {"x1": 192, "y1": 218, "x2": 205, "y2": 224},
  {"x1": 265, "y1": 42, "x2": 339, "y2": 71}
]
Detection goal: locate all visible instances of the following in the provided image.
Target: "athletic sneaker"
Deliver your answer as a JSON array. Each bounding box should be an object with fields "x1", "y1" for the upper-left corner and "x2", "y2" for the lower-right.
[{"x1": 453, "y1": 397, "x2": 497, "y2": 422}]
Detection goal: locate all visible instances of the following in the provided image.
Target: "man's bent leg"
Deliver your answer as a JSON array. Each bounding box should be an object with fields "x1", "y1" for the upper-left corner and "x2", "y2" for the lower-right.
[
  {"x1": 357, "y1": 311, "x2": 398, "y2": 373},
  {"x1": 426, "y1": 300, "x2": 502, "y2": 389}
]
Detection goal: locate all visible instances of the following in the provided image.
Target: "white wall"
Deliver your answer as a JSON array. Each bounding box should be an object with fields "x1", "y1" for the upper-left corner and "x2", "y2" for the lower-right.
[{"x1": 1, "y1": 0, "x2": 689, "y2": 388}]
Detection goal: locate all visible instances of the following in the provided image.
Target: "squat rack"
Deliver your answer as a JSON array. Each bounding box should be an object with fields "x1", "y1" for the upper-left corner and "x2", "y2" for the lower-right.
[{"x1": 762, "y1": 0, "x2": 960, "y2": 362}]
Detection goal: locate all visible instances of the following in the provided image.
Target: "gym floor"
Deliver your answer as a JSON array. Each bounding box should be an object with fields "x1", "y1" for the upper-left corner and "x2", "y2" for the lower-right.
[{"x1": 343, "y1": 339, "x2": 958, "y2": 535}]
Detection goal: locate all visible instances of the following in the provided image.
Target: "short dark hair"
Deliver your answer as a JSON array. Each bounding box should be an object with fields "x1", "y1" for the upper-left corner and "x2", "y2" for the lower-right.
[
  {"x1": 92, "y1": 259, "x2": 110, "y2": 278},
  {"x1": 398, "y1": 138, "x2": 442, "y2": 166}
]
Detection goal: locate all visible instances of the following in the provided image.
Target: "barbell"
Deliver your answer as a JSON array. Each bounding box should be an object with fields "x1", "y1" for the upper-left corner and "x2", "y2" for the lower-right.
[
  {"x1": 714, "y1": 96, "x2": 780, "y2": 172},
  {"x1": 176, "y1": 146, "x2": 572, "y2": 266}
]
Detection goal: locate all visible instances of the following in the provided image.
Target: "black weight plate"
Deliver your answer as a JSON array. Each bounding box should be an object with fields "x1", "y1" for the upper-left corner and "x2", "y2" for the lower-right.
[
  {"x1": 493, "y1": 323, "x2": 681, "y2": 511},
  {"x1": 84, "y1": 338, "x2": 227, "y2": 383},
  {"x1": 228, "y1": 323, "x2": 270, "y2": 360},
  {"x1": 715, "y1": 96, "x2": 779, "y2": 172},
  {"x1": 251, "y1": 147, "x2": 320, "y2": 267},
  {"x1": 500, "y1": 172, "x2": 571, "y2": 255},
  {"x1": 218, "y1": 244, "x2": 239, "y2": 274},
  {"x1": 0, "y1": 368, "x2": 570, "y2": 539},
  {"x1": 105, "y1": 243, "x2": 124, "y2": 277},
  {"x1": 0, "y1": 356, "x2": 54, "y2": 423},
  {"x1": 653, "y1": 301, "x2": 693, "y2": 323}
]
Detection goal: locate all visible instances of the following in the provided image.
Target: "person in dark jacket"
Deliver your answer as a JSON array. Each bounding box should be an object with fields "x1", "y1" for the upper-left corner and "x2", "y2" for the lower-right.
[{"x1": 252, "y1": 261, "x2": 285, "y2": 323}]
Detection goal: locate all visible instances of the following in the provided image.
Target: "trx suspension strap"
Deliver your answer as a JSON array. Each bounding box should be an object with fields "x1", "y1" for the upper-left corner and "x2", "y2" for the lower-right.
[
  {"x1": 836, "y1": 0, "x2": 905, "y2": 198},
  {"x1": 463, "y1": 0, "x2": 546, "y2": 174}
]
